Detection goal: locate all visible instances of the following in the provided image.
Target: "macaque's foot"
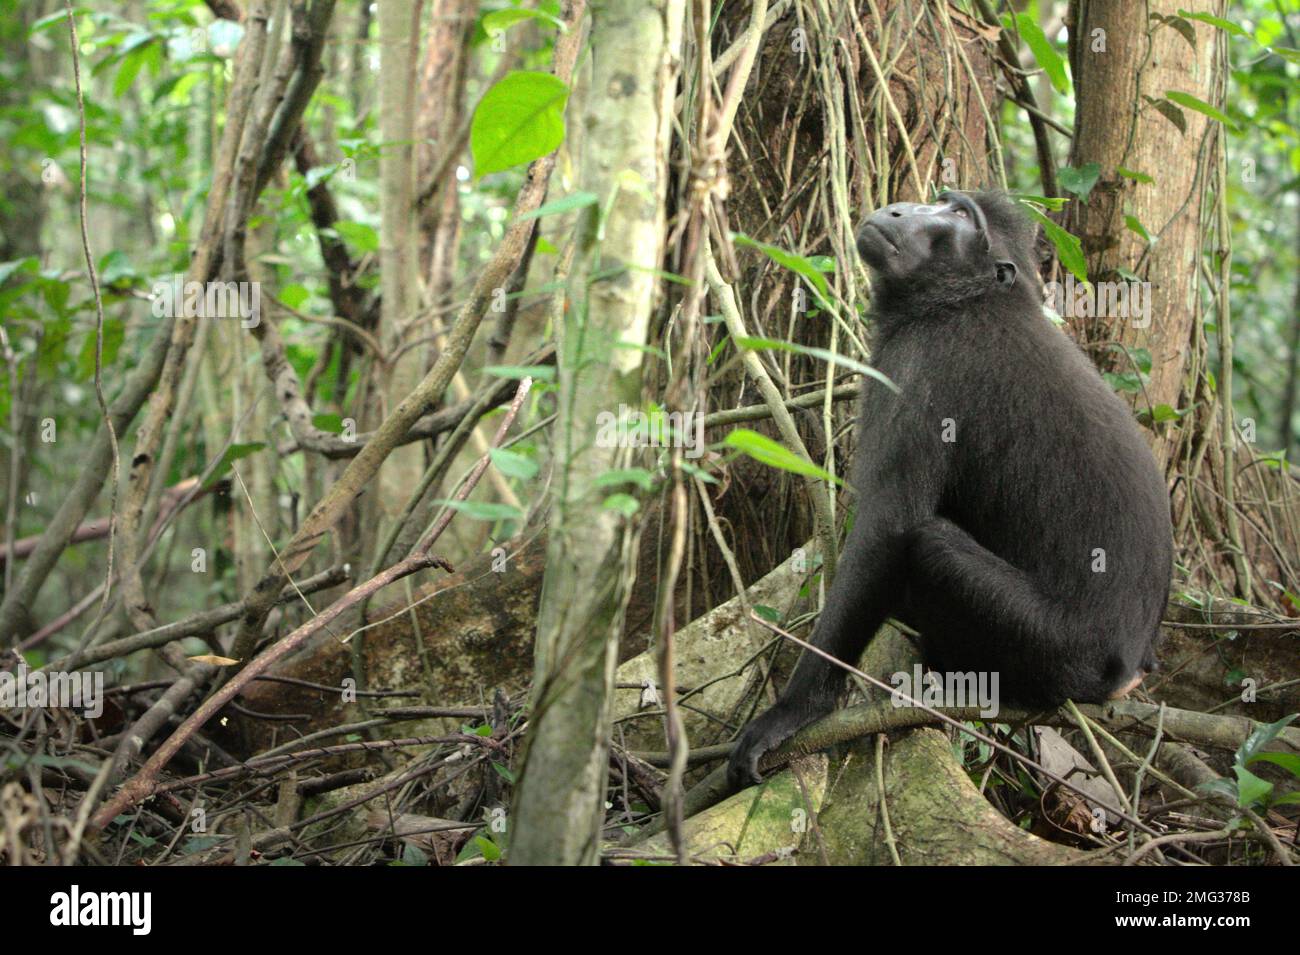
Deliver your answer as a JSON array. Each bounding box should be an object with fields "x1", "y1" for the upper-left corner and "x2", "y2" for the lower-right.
[
  {"x1": 1107, "y1": 669, "x2": 1147, "y2": 700},
  {"x1": 726, "y1": 697, "x2": 833, "y2": 790}
]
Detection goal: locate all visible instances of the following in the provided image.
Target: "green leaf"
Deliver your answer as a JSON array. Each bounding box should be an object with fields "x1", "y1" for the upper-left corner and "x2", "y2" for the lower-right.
[
  {"x1": 706, "y1": 334, "x2": 730, "y2": 366},
  {"x1": 476, "y1": 836, "x2": 501, "y2": 862},
  {"x1": 1246, "y1": 751, "x2": 1300, "y2": 779},
  {"x1": 1116, "y1": 166, "x2": 1154, "y2": 184},
  {"x1": 471, "y1": 71, "x2": 570, "y2": 176},
  {"x1": 1012, "y1": 193, "x2": 1068, "y2": 212},
  {"x1": 483, "y1": 364, "x2": 555, "y2": 380},
  {"x1": 1025, "y1": 208, "x2": 1087, "y2": 284},
  {"x1": 400, "y1": 844, "x2": 429, "y2": 866},
  {"x1": 723, "y1": 429, "x2": 843, "y2": 486},
  {"x1": 1124, "y1": 215, "x2": 1153, "y2": 243},
  {"x1": 99, "y1": 250, "x2": 139, "y2": 287},
  {"x1": 204, "y1": 442, "x2": 267, "y2": 488},
  {"x1": 181, "y1": 836, "x2": 223, "y2": 854},
  {"x1": 1176, "y1": 10, "x2": 1249, "y2": 38},
  {"x1": 489, "y1": 448, "x2": 538, "y2": 480},
  {"x1": 41, "y1": 278, "x2": 69, "y2": 315},
  {"x1": 279, "y1": 283, "x2": 310, "y2": 310},
  {"x1": 491, "y1": 762, "x2": 517, "y2": 784},
  {"x1": 517, "y1": 191, "x2": 598, "y2": 221},
  {"x1": 1232, "y1": 765, "x2": 1272, "y2": 808},
  {"x1": 76, "y1": 319, "x2": 124, "y2": 381},
  {"x1": 312, "y1": 413, "x2": 344, "y2": 433},
  {"x1": 0, "y1": 257, "x2": 38, "y2": 287},
  {"x1": 482, "y1": 8, "x2": 566, "y2": 36},
  {"x1": 594, "y1": 468, "x2": 657, "y2": 491},
  {"x1": 1155, "y1": 14, "x2": 1197, "y2": 51},
  {"x1": 1103, "y1": 371, "x2": 1142, "y2": 394},
  {"x1": 31, "y1": 9, "x2": 87, "y2": 34},
  {"x1": 753, "y1": 605, "x2": 781, "y2": 622},
  {"x1": 431, "y1": 500, "x2": 525, "y2": 522},
  {"x1": 332, "y1": 221, "x2": 379, "y2": 254},
  {"x1": 734, "y1": 336, "x2": 897, "y2": 392},
  {"x1": 1164, "y1": 90, "x2": 1236, "y2": 131},
  {"x1": 1012, "y1": 13, "x2": 1070, "y2": 94},
  {"x1": 1057, "y1": 163, "x2": 1101, "y2": 200},
  {"x1": 1197, "y1": 777, "x2": 1239, "y2": 803},
  {"x1": 1147, "y1": 96, "x2": 1187, "y2": 135},
  {"x1": 1238, "y1": 714, "x2": 1298, "y2": 764},
  {"x1": 602, "y1": 493, "x2": 640, "y2": 516},
  {"x1": 113, "y1": 43, "x2": 152, "y2": 98},
  {"x1": 150, "y1": 73, "x2": 186, "y2": 104},
  {"x1": 732, "y1": 234, "x2": 831, "y2": 309},
  {"x1": 679, "y1": 460, "x2": 718, "y2": 485}
]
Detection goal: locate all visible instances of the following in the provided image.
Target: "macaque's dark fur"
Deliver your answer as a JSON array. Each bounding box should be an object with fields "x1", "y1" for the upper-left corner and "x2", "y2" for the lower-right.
[{"x1": 727, "y1": 191, "x2": 1173, "y2": 789}]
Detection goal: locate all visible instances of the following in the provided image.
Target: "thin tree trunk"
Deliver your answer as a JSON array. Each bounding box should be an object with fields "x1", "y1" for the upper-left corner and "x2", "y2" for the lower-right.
[
  {"x1": 510, "y1": 0, "x2": 683, "y2": 865},
  {"x1": 1280, "y1": 198, "x2": 1300, "y2": 457},
  {"x1": 377, "y1": 0, "x2": 424, "y2": 529}
]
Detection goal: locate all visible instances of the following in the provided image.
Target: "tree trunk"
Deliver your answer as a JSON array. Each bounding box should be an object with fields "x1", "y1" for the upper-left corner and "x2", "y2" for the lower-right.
[
  {"x1": 1064, "y1": 0, "x2": 1224, "y2": 468},
  {"x1": 509, "y1": 0, "x2": 683, "y2": 865},
  {"x1": 377, "y1": 0, "x2": 424, "y2": 529}
]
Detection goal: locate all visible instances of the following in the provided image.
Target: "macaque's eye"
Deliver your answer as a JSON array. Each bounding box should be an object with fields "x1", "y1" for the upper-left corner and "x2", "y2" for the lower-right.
[{"x1": 954, "y1": 207, "x2": 968, "y2": 219}]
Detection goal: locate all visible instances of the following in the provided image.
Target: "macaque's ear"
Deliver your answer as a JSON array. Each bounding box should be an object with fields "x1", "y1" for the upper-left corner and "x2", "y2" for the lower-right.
[{"x1": 995, "y1": 261, "x2": 1017, "y2": 288}]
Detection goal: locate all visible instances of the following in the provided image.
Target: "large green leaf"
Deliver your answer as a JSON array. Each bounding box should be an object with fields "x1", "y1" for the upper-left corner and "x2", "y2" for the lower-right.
[
  {"x1": 1025, "y1": 208, "x2": 1087, "y2": 285},
  {"x1": 1011, "y1": 13, "x2": 1070, "y2": 94},
  {"x1": 482, "y1": 8, "x2": 566, "y2": 36},
  {"x1": 332, "y1": 221, "x2": 379, "y2": 254},
  {"x1": 732, "y1": 234, "x2": 832, "y2": 309},
  {"x1": 723, "y1": 429, "x2": 843, "y2": 486},
  {"x1": 1176, "y1": 10, "x2": 1249, "y2": 39},
  {"x1": 1164, "y1": 90, "x2": 1237, "y2": 131},
  {"x1": 1057, "y1": 163, "x2": 1101, "y2": 200},
  {"x1": 489, "y1": 448, "x2": 538, "y2": 481},
  {"x1": 471, "y1": 71, "x2": 570, "y2": 176},
  {"x1": 76, "y1": 319, "x2": 124, "y2": 381}
]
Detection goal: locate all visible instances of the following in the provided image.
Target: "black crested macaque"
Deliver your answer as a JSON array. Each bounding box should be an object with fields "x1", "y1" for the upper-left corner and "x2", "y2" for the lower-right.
[{"x1": 727, "y1": 191, "x2": 1173, "y2": 789}]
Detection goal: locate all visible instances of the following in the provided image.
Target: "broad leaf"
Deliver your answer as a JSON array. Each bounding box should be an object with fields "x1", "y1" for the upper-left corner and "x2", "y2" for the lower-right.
[
  {"x1": 471, "y1": 71, "x2": 570, "y2": 176},
  {"x1": 724, "y1": 429, "x2": 843, "y2": 486}
]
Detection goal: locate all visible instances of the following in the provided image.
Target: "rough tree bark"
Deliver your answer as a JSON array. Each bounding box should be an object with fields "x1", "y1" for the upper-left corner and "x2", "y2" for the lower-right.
[{"x1": 1064, "y1": 0, "x2": 1223, "y2": 467}]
